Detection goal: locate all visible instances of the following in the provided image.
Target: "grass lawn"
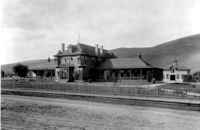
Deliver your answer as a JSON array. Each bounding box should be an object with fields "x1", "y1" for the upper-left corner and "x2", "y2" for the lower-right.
[{"x1": 2, "y1": 95, "x2": 200, "y2": 130}]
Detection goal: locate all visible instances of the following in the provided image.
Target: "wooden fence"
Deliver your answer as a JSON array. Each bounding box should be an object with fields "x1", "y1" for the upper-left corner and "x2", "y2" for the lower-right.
[{"x1": 1, "y1": 79, "x2": 200, "y2": 100}]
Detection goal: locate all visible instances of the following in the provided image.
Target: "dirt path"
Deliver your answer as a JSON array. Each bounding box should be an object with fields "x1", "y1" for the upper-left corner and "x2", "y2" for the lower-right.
[{"x1": 2, "y1": 95, "x2": 200, "y2": 130}]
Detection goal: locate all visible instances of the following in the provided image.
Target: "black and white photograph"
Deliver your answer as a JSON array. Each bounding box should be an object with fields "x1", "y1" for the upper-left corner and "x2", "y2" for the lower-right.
[{"x1": 1, "y1": 0, "x2": 200, "y2": 129}]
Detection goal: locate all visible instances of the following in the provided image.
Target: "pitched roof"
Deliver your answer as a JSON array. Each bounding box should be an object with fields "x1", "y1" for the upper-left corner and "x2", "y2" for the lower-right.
[
  {"x1": 55, "y1": 44, "x2": 81, "y2": 56},
  {"x1": 163, "y1": 64, "x2": 190, "y2": 71},
  {"x1": 78, "y1": 43, "x2": 96, "y2": 56},
  {"x1": 98, "y1": 57, "x2": 153, "y2": 69},
  {"x1": 55, "y1": 43, "x2": 115, "y2": 58}
]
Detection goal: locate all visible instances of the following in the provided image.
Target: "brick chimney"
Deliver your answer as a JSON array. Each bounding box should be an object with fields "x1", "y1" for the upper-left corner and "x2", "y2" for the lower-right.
[
  {"x1": 61, "y1": 43, "x2": 65, "y2": 52},
  {"x1": 100, "y1": 45, "x2": 103, "y2": 55},
  {"x1": 95, "y1": 44, "x2": 99, "y2": 56}
]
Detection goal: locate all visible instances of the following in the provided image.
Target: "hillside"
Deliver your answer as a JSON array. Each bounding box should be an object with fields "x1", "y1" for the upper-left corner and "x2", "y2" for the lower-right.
[
  {"x1": 1, "y1": 34, "x2": 200, "y2": 74},
  {"x1": 1, "y1": 59, "x2": 56, "y2": 74},
  {"x1": 111, "y1": 34, "x2": 200, "y2": 73}
]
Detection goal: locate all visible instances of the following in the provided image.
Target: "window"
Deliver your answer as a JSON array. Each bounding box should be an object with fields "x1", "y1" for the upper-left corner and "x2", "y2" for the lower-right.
[
  {"x1": 84, "y1": 56, "x2": 86, "y2": 64},
  {"x1": 170, "y1": 75, "x2": 176, "y2": 80},
  {"x1": 177, "y1": 74, "x2": 179, "y2": 79}
]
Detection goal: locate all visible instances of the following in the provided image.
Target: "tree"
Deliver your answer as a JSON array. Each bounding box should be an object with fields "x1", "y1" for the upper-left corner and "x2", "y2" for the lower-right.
[
  {"x1": 13, "y1": 64, "x2": 29, "y2": 77},
  {"x1": 48, "y1": 57, "x2": 51, "y2": 63},
  {"x1": 1, "y1": 70, "x2": 5, "y2": 78}
]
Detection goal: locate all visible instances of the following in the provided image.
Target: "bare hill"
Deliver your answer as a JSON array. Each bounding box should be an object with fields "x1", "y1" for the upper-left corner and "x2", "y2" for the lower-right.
[
  {"x1": 112, "y1": 34, "x2": 200, "y2": 73},
  {"x1": 1, "y1": 59, "x2": 56, "y2": 74},
  {"x1": 2, "y1": 34, "x2": 200, "y2": 74}
]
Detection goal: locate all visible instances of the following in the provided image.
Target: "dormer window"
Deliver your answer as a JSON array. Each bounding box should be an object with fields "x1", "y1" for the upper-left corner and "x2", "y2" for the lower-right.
[
  {"x1": 68, "y1": 48, "x2": 72, "y2": 53},
  {"x1": 77, "y1": 57, "x2": 80, "y2": 63}
]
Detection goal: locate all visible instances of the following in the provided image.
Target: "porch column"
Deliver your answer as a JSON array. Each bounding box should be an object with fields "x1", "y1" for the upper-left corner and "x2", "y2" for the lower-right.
[
  {"x1": 55, "y1": 68, "x2": 59, "y2": 81},
  {"x1": 79, "y1": 68, "x2": 83, "y2": 81},
  {"x1": 129, "y1": 70, "x2": 132, "y2": 80},
  {"x1": 118, "y1": 70, "x2": 121, "y2": 80},
  {"x1": 140, "y1": 69, "x2": 142, "y2": 80},
  {"x1": 111, "y1": 70, "x2": 115, "y2": 81},
  {"x1": 104, "y1": 70, "x2": 110, "y2": 81}
]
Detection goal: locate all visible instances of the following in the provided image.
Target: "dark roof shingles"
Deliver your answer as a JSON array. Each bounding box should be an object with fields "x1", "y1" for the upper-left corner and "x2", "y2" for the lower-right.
[
  {"x1": 98, "y1": 58, "x2": 153, "y2": 69},
  {"x1": 55, "y1": 43, "x2": 115, "y2": 58}
]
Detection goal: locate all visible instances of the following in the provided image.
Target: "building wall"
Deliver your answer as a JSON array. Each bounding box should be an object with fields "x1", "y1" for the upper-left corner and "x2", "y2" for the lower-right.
[
  {"x1": 60, "y1": 56, "x2": 81, "y2": 67},
  {"x1": 56, "y1": 55, "x2": 99, "y2": 81},
  {"x1": 101, "y1": 68, "x2": 163, "y2": 82},
  {"x1": 163, "y1": 70, "x2": 189, "y2": 83}
]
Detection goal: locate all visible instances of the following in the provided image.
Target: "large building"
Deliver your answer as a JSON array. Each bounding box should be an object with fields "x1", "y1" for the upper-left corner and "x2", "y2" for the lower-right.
[{"x1": 54, "y1": 43, "x2": 163, "y2": 82}]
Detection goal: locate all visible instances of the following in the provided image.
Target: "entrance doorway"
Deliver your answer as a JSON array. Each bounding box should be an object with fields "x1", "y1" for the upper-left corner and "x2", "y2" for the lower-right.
[
  {"x1": 170, "y1": 75, "x2": 176, "y2": 81},
  {"x1": 68, "y1": 67, "x2": 74, "y2": 82}
]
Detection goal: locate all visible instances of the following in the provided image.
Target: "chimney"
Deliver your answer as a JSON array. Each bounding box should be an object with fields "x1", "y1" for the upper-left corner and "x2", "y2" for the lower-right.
[
  {"x1": 138, "y1": 52, "x2": 142, "y2": 59},
  {"x1": 95, "y1": 44, "x2": 99, "y2": 56},
  {"x1": 100, "y1": 45, "x2": 103, "y2": 55},
  {"x1": 61, "y1": 43, "x2": 65, "y2": 52}
]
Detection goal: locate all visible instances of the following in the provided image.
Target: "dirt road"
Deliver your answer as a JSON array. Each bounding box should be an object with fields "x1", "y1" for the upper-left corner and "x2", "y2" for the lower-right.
[{"x1": 2, "y1": 95, "x2": 200, "y2": 130}]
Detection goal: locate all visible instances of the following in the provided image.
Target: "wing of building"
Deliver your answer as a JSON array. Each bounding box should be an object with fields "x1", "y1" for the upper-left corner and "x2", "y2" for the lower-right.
[
  {"x1": 54, "y1": 43, "x2": 163, "y2": 82},
  {"x1": 162, "y1": 63, "x2": 190, "y2": 83},
  {"x1": 2, "y1": 42, "x2": 191, "y2": 83}
]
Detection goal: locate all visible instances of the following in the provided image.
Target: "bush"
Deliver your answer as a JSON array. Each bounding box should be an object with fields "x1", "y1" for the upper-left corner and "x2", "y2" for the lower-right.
[
  {"x1": 1, "y1": 70, "x2": 5, "y2": 78},
  {"x1": 13, "y1": 64, "x2": 29, "y2": 77},
  {"x1": 183, "y1": 75, "x2": 194, "y2": 82}
]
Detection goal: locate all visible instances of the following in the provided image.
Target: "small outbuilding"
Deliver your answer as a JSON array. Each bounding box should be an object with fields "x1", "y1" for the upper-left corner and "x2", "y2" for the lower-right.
[
  {"x1": 163, "y1": 61, "x2": 190, "y2": 83},
  {"x1": 193, "y1": 71, "x2": 200, "y2": 82}
]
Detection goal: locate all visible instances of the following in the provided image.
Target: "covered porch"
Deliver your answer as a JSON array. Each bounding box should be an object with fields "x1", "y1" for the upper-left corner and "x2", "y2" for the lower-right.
[
  {"x1": 97, "y1": 57, "x2": 163, "y2": 82},
  {"x1": 99, "y1": 68, "x2": 163, "y2": 82}
]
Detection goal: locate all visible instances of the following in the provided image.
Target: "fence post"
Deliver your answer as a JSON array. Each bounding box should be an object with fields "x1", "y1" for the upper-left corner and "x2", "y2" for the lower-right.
[{"x1": 13, "y1": 79, "x2": 15, "y2": 88}]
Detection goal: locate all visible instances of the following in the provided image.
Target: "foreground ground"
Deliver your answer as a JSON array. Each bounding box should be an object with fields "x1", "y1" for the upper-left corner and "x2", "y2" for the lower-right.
[{"x1": 1, "y1": 95, "x2": 200, "y2": 130}]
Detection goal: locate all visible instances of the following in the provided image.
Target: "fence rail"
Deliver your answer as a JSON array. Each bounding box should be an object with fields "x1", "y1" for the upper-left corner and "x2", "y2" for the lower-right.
[{"x1": 1, "y1": 79, "x2": 200, "y2": 100}]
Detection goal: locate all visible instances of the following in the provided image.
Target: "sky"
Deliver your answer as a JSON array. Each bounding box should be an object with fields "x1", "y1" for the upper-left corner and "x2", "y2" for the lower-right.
[{"x1": 1, "y1": 0, "x2": 200, "y2": 64}]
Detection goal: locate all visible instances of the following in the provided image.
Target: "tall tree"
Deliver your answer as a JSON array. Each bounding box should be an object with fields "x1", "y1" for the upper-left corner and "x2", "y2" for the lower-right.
[
  {"x1": 13, "y1": 64, "x2": 29, "y2": 77},
  {"x1": 1, "y1": 70, "x2": 5, "y2": 77},
  {"x1": 48, "y1": 57, "x2": 51, "y2": 63}
]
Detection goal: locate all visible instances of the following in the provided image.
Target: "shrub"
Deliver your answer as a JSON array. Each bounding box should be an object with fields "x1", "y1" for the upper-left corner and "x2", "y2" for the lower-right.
[
  {"x1": 13, "y1": 64, "x2": 29, "y2": 77},
  {"x1": 1, "y1": 70, "x2": 5, "y2": 78},
  {"x1": 183, "y1": 75, "x2": 194, "y2": 82}
]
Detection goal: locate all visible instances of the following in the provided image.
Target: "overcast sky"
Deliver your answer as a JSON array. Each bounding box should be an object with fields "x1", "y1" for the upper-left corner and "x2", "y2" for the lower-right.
[{"x1": 1, "y1": 0, "x2": 200, "y2": 64}]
